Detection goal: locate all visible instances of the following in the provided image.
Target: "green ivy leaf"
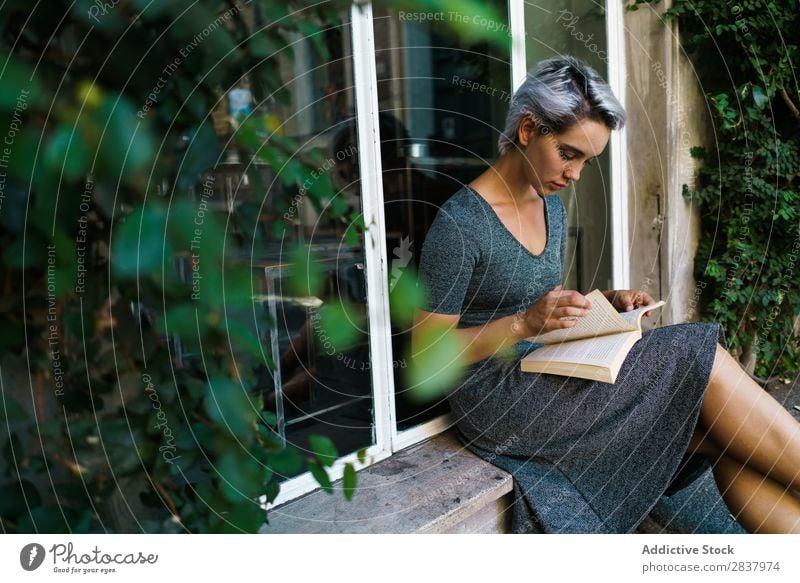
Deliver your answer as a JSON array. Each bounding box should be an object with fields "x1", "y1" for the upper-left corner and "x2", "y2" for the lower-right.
[
  {"x1": 389, "y1": 266, "x2": 426, "y2": 326},
  {"x1": 112, "y1": 203, "x2": 170, "y2": 280},
  {"x1": 316, "y1": 301, "x2": 365, "y2": 354},
  {"x1": 689, "y1": 146, "x2": 706, "y2": 159},
  {"x1": 45, "y1": 127, "x2": 90, "y2": 182},
  {"x1": 95, "y1": 96, "x2": 155, "y2": 181},
  {"x1": 204, "y1": 377, "x2": 257, "y2": 440},
  {"x1": 260, "y1": 410, "x2": 278, "y2": 426},
  {"x1": 309, "y1": 434, "x2": 338, "y2": 468},
  {"x1": 0, "y1": 52, "x2": 43, "y2": 109},
  {"x1": 264, "y1": 479, "x2": 280, "y2": 503},
  {"x1": 308, "y1": 459, "x2": 333, "y2": 494},
  {"x1": 159, "y1": 304, "x2": 207, "y2": 347},
  {"x1": 226, "y1": 318, "x2": 265, "y2": 361},
  {"x1": 342, "y1": 463, "x2": 357, "y2": 501},
  {"x1": 286, "y1": 245, "x2": 324, "y2": 297},
  {"x1": 406, "y1": 324, "x2": 465, "y2": 402},
  {"x1": 267, "y1": 447, "x2": 302, "y2": 475},
  {"x1": 217, "y1": 449, "x2": 263, "y2": 504},
  {"x1": 344, "y1": 213, "x2": 365, "y2": 246},
  {"x1": 220, "y1": 501, "x2": 264, "y2": 533},
  {"x1": 177, "y1": 124, "x2": 221, "y2": 191},
  {"x1": 1, "y1": 235, "x2": 46, "y2": 269}
]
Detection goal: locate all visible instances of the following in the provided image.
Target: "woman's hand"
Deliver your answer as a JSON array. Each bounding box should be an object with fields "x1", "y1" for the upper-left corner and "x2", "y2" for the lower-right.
[
  {"x1": 602, "y1": 289, "x2": 657, "y2": 316},
  {"x1": 512, "y1": 285, "x2": 592, "y2": 338}
]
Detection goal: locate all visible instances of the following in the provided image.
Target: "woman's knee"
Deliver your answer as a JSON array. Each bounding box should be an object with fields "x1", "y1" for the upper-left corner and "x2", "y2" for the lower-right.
[
  {"x1": 688, "y1": 427, "x2": 723, "y2": 459},
  {"x1": 707, "y1": 342, "x2": 733, "y2": 385}
]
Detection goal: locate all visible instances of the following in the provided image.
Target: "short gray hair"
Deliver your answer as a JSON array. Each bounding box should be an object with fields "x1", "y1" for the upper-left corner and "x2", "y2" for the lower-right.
[{"x1": 497, "y1": 56, "x2": 626, "y2": 156}]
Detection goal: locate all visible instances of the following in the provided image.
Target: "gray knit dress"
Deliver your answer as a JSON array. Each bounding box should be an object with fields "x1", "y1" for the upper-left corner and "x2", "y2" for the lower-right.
[{"x1": 418, "y1": 185, "x2": 727, "y2": 533}]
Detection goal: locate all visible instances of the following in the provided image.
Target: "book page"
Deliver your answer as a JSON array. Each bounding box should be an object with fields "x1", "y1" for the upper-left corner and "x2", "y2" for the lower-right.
[
  {"x1": 524, "y1": 331, "x2": 640, "y2": 366},
  {"x1": 619, "y1": 300, "x2": 666, "y2": 328},
  {"x1": 528, "y1": 289, "x2": 636, "y2": 345}
]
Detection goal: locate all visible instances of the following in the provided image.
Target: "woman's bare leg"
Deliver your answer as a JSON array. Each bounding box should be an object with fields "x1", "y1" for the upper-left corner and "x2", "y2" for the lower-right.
[
  {"x1": 713, "y1": 454, "x2": 800, "y2": 533},
  {"x1": 698, "y1": 344, "x2": 800, "y2": 493},
  {"x1": 688, "y1": 430, "x2": 800, "y2": 533}
]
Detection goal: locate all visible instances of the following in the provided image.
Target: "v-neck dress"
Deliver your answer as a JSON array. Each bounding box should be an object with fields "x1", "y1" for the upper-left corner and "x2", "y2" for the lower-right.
[{"x1": 418, "y1": 185, "x2": 726, "y2": 533}]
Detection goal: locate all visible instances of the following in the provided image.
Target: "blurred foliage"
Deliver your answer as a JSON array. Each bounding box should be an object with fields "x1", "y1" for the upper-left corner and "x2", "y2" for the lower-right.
[
  {"x1": 0, "y1": 0, "x2": 363, "y2": 535},
  {"x1": 0, "y1": 0, "x2": 500, "y2": 533},
  {"x1": 630, "y1": 0, "x2": 800, "y2": 379}
]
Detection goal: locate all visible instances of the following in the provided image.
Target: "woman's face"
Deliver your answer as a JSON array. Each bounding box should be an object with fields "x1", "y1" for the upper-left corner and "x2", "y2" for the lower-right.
[{"x1": 518, "y1": 116, "x2": 611, "y2": 196}]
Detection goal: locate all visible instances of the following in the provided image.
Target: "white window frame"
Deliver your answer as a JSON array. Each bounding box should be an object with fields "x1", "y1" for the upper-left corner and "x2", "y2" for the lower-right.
[
  {"x1": 605, "y1": 0, "x2": 630, "y2": 289},
  {"x1": 265, "y1": 0, "x2": 628, "y2": 510},
  {"x1": 509, "y1": 0, "x2": 527, "y2": 91}
]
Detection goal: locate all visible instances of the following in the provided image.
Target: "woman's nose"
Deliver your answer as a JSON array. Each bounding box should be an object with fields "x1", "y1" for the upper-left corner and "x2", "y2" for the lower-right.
[{"x1": 564, "y1": 164, "x2": 580, "y2": 182}]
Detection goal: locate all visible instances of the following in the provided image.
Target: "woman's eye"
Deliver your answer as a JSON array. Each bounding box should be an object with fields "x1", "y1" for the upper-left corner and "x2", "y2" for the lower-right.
[
  {"x1": 585, "y1": 158, "x2": 594, "y2": 166},
  {"x1": 558, "y1": 148, "x2": 573, "y2": 161}
]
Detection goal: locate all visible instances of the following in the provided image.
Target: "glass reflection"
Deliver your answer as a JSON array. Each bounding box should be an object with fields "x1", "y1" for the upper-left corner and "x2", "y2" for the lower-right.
[
  {"x1": 372, "y1": 2, "x2": 511, "y2": 430},
  {"x1": 251, "y1": 10, "x2": 374, "y2": 479}
]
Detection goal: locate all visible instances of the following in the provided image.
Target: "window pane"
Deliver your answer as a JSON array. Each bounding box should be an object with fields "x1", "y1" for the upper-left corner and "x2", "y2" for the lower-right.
[
  {"x1": 253, "y1": 11, "x2": 375, "y2": 480},
  {"x1": 525, "y1": 1, "x2": 613, "y2": 292},
  {"x1": 372, "y1": 3, "x2": 511, "y2": 431}
]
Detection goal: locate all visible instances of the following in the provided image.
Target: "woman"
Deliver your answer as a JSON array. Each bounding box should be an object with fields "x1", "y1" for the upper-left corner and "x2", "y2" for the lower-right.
[{"x1": 413, "y1": 56, "x2": 800, "y2": 533}]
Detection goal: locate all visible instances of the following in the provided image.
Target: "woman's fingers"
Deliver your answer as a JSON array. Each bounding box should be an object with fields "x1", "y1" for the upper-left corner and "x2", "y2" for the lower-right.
[
  {"x1": 628, "y1": 290, "x2": 655, "y2": 309},
  {"x1": 559, "y1": 305, "x2": 590, "y2": 318},
  {"x1": 540, "y1": 292, "x2": 592, "y2": 326},
  {"x1": 547, "y1": 307, "x2": 589, "y2": 328},
  {"x1": 638, "y1": 291, "x2": 656, "y2": 305},
  {"x1": 524, "y1": 289, "x2": 593, "y2": 335},
  {"x1": 551, "y1": 290, "x2": 592, "y2": 310}
]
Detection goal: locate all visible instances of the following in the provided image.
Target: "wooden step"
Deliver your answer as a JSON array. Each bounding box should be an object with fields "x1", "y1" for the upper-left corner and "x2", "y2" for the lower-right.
[{"x1": 260, "y1": 431, "x2": 513, "y2": 534}]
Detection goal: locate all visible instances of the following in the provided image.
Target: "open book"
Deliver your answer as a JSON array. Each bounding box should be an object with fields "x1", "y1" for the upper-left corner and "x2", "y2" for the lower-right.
[{"x1": 519, "y1": 289, "x2": 665, "y2": 383}]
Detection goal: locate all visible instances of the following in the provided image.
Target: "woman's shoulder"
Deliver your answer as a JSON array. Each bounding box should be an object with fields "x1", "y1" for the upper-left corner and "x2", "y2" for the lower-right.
[
  {"x1": 439, "y1": 185, "x2": 483, "y2": 213},
  {"x1": 423, "y1": 187, "x2": 488, "y2": 248},
  {"x1": 434, "y1": 186, "x2": 494, "y2": 227}
]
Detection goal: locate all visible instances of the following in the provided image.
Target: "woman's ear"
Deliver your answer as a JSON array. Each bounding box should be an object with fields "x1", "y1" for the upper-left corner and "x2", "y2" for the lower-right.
[{"x1": 516, "y1": 115, "x2": 538, "y2": 147}]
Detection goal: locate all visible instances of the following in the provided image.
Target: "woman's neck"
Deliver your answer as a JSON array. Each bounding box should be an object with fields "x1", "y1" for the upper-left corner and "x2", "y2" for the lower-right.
[{"x1": 473, "y1": 151, "x2": 538, "y2": 204}]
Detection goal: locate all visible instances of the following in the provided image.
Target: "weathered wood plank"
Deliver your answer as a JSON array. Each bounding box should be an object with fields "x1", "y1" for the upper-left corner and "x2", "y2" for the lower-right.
[{"x1": 260, "y1": 431, "x2": 513, "y2": 534}]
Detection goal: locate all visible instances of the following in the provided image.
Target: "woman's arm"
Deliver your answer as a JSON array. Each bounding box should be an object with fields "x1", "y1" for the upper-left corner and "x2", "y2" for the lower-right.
[
  {"x1": 412, "y1": 288, "x2": 593, "y2": 366},
  {"x1": 411, "y1": 310, "x2": 526, "y2": 366}
]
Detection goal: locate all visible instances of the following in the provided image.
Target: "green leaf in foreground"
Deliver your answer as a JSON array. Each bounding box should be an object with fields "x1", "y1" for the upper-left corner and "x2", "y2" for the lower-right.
[
  {"x1": 308, "y1": 460, "x2": 333, "y2": 494},
  {"x1": 315, "y1": 301, "x2": 364, "y2": 353},
  {"x1": 342, "y1": 463, "x2": 357, "y2": 501},
  {"x1": 267, "y1": 447, "x2": 302, "y2": 476},
  {"x1": 204, "y1": 377, "x2": 257, "y2": 439},
  {"x1": 389, "y1": 265, "x2": 426, "y2": 326},
  {"x1": 286, "y1": 245, "x2": 323, "y2": 297},
  {"x1": 689, "y1": 146, "x2": 706, "y2": 159},
  {"x1": 406, "y1": 324, "x2": 465, "y2": 402},
  {"x1": 309, "y1": 434, "x2": 338, "y2": 468},
  {"x1": 112, "y1": 203, "x2": 169, "y2": 279}
]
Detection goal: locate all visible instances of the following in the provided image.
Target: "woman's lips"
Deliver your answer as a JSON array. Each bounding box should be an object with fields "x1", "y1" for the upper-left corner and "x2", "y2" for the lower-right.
[{"x1": 550, "y1": 182, "x2": 568, "y2": 190}]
